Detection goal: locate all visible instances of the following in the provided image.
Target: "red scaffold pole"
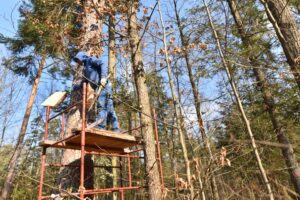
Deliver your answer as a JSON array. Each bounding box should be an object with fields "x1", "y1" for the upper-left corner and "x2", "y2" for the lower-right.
[
  {"x1": 80, "y1": 83, "x2": 87, "y2": 199},
  {"x1": 128, "y1": 157, "x2": 132, "y2": 187},
  {"x1": 38, "y1": 106, "x2": 51, "y2": 200},
  {"x1": 121, "y1": 190, "x2": 124, "y2": 200},
  {"x1": 38, "y1": 148, "x2": 46, "y2": 200}
]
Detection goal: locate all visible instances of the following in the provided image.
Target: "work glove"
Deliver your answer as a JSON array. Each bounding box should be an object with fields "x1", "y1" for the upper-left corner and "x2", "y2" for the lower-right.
[{"x1": 100, "y1": 78, "x2": 107, "y2": 86}]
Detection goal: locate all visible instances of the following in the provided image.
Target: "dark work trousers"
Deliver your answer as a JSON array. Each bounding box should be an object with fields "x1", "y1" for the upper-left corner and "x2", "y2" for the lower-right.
[{"x1": 97, "y1": 81, "x2": 119, "y2": 131}]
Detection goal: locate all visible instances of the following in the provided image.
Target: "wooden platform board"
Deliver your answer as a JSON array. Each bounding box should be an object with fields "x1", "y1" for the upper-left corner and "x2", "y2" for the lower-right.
[{"x1": 40, "y1": 128, "x2": 141, "y2": 154}]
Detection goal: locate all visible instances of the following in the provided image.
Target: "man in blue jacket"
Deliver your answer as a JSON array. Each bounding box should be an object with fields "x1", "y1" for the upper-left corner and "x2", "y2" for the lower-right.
[{"x1": 71, "y1": 52, "x2": 119, "y2": 132}]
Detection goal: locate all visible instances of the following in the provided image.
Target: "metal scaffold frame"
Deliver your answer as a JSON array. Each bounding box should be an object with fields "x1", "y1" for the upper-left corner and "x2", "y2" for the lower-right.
[{"x1": 38, "y1": 83, "x2": 164, "y2": 200}]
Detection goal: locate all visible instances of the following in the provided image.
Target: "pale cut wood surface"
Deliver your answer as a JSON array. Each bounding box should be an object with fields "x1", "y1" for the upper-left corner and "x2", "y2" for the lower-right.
[{"x1": 41, "y1": 91, "x2": 67, "y2": 108}]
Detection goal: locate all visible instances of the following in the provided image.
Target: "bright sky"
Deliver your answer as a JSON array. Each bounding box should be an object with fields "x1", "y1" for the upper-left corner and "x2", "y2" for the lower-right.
[
  {"x1": 0, "y1": 1, "x2": 20, "y2": 34},
  {"x1": 0, "y1": 1, "x2": 30, "y2": 144},
  {"x1": 0, "y1": 0, "x2": 20, "y2": 56}
]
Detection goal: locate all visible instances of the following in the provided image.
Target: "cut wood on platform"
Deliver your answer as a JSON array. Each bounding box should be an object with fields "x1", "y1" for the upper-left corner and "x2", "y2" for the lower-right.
[
  {"x1": 41, "y1": 91, "x2": 67, "y2": 108},
  {"x1": 39, "y1": 128, "x2": 141, "y2": 153}
]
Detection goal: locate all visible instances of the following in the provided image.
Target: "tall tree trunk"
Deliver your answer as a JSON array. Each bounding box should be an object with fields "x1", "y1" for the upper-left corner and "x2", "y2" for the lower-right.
[
  {"x1": 157, "y1": 1, "x2": 195, "y2": 199},
  {"x1": 172, "y1": 0, "x2": 219, "y2": 199},
  {"x1": 108, "y1": 12, "x2": 118, "y2": 200},
  {"x1": 202, "y1": 0, "x2": 275, "y2": 199},
  {"x1": 58, "y1": 0, "x2": 104, "y2": 195},
  {"x1": 1, "y1": 53, "x2": 46, "y2": 200},
  {"x1": 108, "y1": 14, "x2": 117, "y2": 83},
  {"x1": 227, "y1": 0, "x2": 300, "y2": 197},
  {"x1": 127, "y1": 1, "x2": 162, "y2": 199},
  {"x1": 260, "y1": 0, "x2": 300, "y2": 91}
]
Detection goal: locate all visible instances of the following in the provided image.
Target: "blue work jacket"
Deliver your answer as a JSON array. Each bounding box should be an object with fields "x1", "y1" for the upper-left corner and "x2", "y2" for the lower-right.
[{"x1": 72, "y1": 52, "x2": 107, "y2": 90}]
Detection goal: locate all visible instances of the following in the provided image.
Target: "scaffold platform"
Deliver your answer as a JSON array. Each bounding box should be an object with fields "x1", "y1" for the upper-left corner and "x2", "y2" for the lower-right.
[
  {"x1": 37, "y1": 83, "x2": 164, "y2": 200},
  {"x1": 39, "y1": 128, "x2": 141, "y2": 153}
]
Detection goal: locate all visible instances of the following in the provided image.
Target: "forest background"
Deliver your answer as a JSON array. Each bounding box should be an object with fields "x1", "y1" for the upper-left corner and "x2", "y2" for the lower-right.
[{"x1": 0, "y1": 0, "x2": 299, "y2": 199}]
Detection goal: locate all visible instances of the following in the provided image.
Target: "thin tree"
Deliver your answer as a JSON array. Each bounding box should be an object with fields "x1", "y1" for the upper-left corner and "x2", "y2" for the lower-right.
[
  {"x1": 127, "y1": 1, "x2": 162, "y2": 199},
  {"x1": 201, "y1": 0, "x2": 274, "y2": 199},
  {"x1": 157, "y1": 1, "x2": 196, "y2": 199},
  {"x1": 172, "y1": 0, "x2": 219, "y2": 199}
]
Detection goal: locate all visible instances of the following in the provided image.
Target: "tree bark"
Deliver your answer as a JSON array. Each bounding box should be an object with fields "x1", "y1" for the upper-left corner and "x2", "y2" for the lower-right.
[
  {"x1": 108, "y1": 14, "x2": 117, "y2": 83},
  {"x1": 202, "y1": 0, "x2": 275, "y2": 199},
  {"x1": 227, "y1": 0, "x2": 300, "y2": 197},
  {"x1": 79, "y1": 0, "x2": 104, "y2": 57},
  {"x1": 108, "y1": 13, "x2": 118, "y2": 200},
  {"x1": 260, "y1": 0, "x2": 300, "y2": 92},
  {"x1": 58, "y1": 0, "x2": 104, "y2": 195},
  {"x1": 127, "y1": 1, "x2": 162, "y2": 199},
  {"x1": 1, "y1": 53, "x2": 46, "y2": 199}
]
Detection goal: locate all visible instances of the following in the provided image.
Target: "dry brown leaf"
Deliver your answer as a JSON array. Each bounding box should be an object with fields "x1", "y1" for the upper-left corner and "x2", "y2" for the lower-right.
[
  {"x1": 199, "y1": 43, "x2": 208, "y2": 50},
  {"x1": 143, "y1": 7, "x2": 148, "y2": 15},
  {"x1": 159, "y1": 48, "x2": 164, "y2": 55}
]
